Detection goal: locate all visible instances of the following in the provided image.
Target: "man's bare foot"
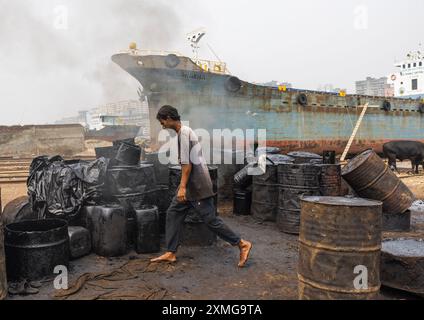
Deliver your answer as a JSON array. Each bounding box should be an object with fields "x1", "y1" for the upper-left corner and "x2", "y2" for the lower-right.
[
  {"x1": 238, "y1": 240, "x2": 252, "y2": 268},
  {"x1": 150, "y1": 252, "x2": 177, "y2": 263}
]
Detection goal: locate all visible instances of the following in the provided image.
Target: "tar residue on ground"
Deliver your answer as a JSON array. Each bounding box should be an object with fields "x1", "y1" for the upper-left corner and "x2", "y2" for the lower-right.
[{"x1": 6, "y1": 202, "x2": 424, "y2": 301}]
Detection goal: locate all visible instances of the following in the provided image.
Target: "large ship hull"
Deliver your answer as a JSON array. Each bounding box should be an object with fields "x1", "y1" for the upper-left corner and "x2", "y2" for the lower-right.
[{"x1": 112, "y1": 52, "x2": 424, "y2": 155}]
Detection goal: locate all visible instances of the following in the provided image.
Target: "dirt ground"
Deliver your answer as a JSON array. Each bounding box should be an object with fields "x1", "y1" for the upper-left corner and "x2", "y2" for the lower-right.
[
  {"x1": 6, "y1": 201, "x2": 424, "y2": 301},
  {"x1": 2, "y1": 159, "x2": 424, "y2": 300}
]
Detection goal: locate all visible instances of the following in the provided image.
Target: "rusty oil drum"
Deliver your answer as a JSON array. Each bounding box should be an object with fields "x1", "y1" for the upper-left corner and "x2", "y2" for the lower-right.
[
  {"x1": 341, "y1": 150, "x2": 415, "y2": 214},
  {"x1": 298, "y1": 196, "x2": 382, "y2": 300}
]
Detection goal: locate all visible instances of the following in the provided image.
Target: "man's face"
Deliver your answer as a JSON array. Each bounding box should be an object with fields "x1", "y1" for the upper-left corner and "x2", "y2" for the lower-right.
[{"x1": 159, "y1": 117, "x2": 174, "y2": 130}]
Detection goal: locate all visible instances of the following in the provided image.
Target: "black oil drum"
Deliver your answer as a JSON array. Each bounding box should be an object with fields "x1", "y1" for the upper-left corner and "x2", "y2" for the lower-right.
[
  {"x1": 382, "y1": 210, "x2": 411, "y2": 232},
  {"x1": 323, "y1": 151, "x2": 336, "y2": 165},
  {"x1": 318, "y1": 164, "x2": 342, "y2": 197},
  {"x1": 104, "y1": 164, "x2": 156, "y2": 198},
  {"x1": 288, "y1": 152, "x2": 323, "y2": 164},
  {"x1": 95, "y1": 146, "x2": 119, "y2": 166},
  {"x1": 115, "y1": 142, "x2": 141, "y2": 166},
  {"x1": 113, "y1": 138, "x2": 135, "y2": 147},
  {"x1": 233, "y1": 163, "x2": 255, "y2": 189},
  {"x1": 277, "y1": 163, "x2": 321, "y2": 234},
  {"x1": 140, "y1": 185, "x2": 171, "y2": 234},
  {"x1": 251, "y1": 155, "x2": 294, "y2": 222},
  {"x1": 135, "y1": 205, "x2": 160, "y2": 254},
  {"x1": 68, "y1": 226, "x2": 91, "y2": 260},
  {"x1": 76, "y1": 206, "x2": 97, "y2": 229},
  {"x1": 87, "y1": 205, "x2": 128, "y2": 257},
  {"x1": 145, "y1": 152, "x2": 170, "y2": 185},
  {"x1": 233, "y1": 189, "x2": 252, "y2": 216},
  {"x1": 4, "y1": 219, "x2": 69, "y2": 281},
  {"x1": 255, "y1": 147, "x2": 281, "y2": 156}
]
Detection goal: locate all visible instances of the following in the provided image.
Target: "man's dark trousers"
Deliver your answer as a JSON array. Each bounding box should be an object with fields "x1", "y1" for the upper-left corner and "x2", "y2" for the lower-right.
[{"x1": 165, "y1": 196, "x2": 241, "y2": 252}]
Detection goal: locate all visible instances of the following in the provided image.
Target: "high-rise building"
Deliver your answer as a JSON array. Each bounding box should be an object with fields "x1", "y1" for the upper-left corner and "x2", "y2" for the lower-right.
[{"x1": 355, "y1": 77, "x2": 393, "y2": 97}]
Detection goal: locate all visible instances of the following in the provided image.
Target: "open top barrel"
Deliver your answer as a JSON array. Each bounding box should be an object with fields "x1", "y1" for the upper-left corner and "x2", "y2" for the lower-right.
[
  {"x1": 4, "y1": 219, "x2": 69, "y2": 282},
  {"x1": 342, "y1": 150, "x2": 415, "y2": 214},
  {"x1": 299, "y1": 196, "x2": 382, "y2": 300}
]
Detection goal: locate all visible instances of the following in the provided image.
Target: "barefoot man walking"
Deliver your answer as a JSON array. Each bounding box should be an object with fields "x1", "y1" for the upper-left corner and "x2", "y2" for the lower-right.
[{"x1": 151, "y1": 105, "x2": 252, "y2": 267}]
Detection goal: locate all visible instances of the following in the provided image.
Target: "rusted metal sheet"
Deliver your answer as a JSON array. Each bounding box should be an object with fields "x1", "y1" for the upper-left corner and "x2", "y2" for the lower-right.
[
  {"x1": 299, "y1": 196, "x2": 382, "y2": 300},
  {"x1": 381, "y1": 238, "x2": 424, "y2": 297},
  {"x1": 342, "y1": 150, "x2": 415, "y2": 214}
]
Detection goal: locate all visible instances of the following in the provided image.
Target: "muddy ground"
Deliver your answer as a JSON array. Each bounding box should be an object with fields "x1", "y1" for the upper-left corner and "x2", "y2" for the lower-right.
[
  {"x1": 3, "y1": 159, "x2": 424, "y2": 300},
  {"x1": 6, "y1": 201, "x2": 424, "y2": 301}
]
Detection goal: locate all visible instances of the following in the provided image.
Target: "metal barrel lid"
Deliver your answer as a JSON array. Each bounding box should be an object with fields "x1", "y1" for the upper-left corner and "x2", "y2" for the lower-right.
[
  {"x1": 341, "y1": 149, "x2": 374, "y2": 175},
  {"x1": 301, "y1": 196, "x2": 382, "y2": 207},
  {"x1": 382, "y1": 238, "x2": 424, "y2": 258}
]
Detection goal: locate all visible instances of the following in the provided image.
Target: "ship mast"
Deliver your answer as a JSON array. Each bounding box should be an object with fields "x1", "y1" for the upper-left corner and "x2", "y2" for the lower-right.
[{"x1": 186, "y1": 28, "x2": 206, "y2": 63}]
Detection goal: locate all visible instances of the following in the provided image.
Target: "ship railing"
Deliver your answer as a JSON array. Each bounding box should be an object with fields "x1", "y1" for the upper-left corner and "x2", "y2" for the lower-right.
[
  {"x1": 194, "y1": 59, "x2": 230, "y2": 75},
  {"x1": 118, "y1": 49, "x2": 183, "y2": 57}
]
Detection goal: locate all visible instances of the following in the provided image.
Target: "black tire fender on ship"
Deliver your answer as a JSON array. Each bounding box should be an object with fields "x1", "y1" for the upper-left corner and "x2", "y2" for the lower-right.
[
  {"x1": 225, "y1": 76, "x2": 242, "y2": 93},
  {"x1": 297, "y1": 93, "x2": 308, "y2": 106},
  {"x1": 164, "y1": 54, "x2": 180, "y2": 69},
  {"x1": 419, "y1": 103, "x2": 424, "y2": 114},
  {"x1": 382, "y1": 100, "x2": 391, "y2": 111}
]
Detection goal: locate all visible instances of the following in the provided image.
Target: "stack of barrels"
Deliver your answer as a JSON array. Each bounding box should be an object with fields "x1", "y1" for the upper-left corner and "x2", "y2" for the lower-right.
[
  {"x1": 251, "y1": 154, "x2": 295, "y2": 222},
  {"x1": 169, "y1": 165, "x2": 219, "y2": 246},
  {"x1": 84, "y1": 140, "x2": 165, "y2": 256},
  {"x1": 276, "y1": 153, "x2": 342, "y2": 235}
]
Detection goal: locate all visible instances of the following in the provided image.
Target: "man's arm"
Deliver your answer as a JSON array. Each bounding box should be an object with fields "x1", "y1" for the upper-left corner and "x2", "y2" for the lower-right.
[{"x1": 177, "y1": 163, "x2": 192, "y2": 202}]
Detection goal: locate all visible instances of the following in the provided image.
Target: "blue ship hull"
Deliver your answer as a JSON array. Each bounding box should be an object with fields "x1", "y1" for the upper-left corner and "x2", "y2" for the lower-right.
[{"x1": 112, "y1": 52, "x2": 424, "y2": 154}]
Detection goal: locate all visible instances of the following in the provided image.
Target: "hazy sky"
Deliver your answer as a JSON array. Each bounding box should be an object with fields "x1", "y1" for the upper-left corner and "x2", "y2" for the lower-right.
[{"x1": 1, "y1": 0, "x2": 423, "y2": 125}]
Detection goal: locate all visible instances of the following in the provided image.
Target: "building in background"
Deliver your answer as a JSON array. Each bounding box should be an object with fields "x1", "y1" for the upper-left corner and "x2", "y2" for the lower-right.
[
  {"x1": 355, "y1": 77, "x2": 393, "y2": 97},
  {"x1": 256, "y1": 80, "x2": 292, "y2": 88},
  {"x1": 55, "y1": 99, "x2": 150, "y2": 138},
  {"x1": 55, "y1": 110, "x2": 89, "y2": 127}
]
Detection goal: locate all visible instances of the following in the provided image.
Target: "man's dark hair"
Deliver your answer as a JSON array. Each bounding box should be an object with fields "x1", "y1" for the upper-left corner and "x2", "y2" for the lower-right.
[{"x1": 156, "y1": 105, "x2": 181, "y2": 121}]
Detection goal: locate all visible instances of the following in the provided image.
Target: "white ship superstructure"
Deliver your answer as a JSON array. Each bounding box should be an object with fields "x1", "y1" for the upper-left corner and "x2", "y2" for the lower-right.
[{"x1": 389, "y1": 50, "x2": 424, "y2": 99}]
